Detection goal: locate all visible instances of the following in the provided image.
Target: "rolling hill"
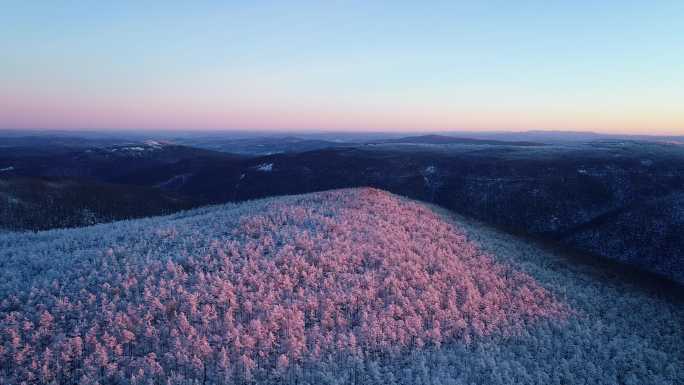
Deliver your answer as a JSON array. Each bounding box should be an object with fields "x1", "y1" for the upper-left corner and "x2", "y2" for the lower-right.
[
  {"x1": 3, "y1": 138, "x2": 684, "y2": 287},
  {"x1": 1, "y1": 188, "x2": 681, "y2": 384}
]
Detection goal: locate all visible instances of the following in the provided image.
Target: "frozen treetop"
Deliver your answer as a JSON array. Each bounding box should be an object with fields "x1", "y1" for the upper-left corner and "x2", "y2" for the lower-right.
[{"x1": 0, "y1": 188, "x2": 568, "y2": 384}]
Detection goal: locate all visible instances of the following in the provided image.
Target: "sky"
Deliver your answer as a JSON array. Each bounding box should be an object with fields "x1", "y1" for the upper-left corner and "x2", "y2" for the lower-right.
[{"x1": 1, "y1": 1, "x2": 683, "y2": 135}]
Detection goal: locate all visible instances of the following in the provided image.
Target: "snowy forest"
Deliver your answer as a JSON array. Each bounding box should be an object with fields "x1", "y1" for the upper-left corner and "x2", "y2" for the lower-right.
[{"x1": 1, "y1": 188, "x2": 682, "y2": 384}]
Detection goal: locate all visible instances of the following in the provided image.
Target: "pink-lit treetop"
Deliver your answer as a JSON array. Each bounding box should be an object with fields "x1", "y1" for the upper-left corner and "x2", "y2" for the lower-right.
[{"x1": 0, "y1": 188, "x2": 568, "y2": 384}]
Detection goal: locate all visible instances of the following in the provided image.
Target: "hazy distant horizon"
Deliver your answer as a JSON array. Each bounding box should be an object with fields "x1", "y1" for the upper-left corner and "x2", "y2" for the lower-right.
[
  {"x1": 1, "y1": 124, "x2": 682, "y2": 138},
  {"x1": 2, "y1": 127, "x2": 682, "y2": 141}
]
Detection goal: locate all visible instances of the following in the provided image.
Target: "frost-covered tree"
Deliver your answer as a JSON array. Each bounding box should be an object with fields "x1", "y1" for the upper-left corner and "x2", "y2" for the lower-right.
[{"x1": 0, "y1": 188, "x2": 682, "y2": 384}]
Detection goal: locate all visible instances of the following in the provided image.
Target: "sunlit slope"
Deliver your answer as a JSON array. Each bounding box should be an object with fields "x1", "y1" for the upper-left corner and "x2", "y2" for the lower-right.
[{"x1": 0, "y1": 188, "x2": 682, "y2": 384}]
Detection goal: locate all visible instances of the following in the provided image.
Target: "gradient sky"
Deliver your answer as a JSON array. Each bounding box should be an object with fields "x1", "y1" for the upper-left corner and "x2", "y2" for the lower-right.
[{"x1": 1, "y1": 1, "x2": 683, "y2": 134}]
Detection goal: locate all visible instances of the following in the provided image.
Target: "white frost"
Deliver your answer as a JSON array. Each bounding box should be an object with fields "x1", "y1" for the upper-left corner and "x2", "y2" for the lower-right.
[
  {"x1": 256, "y1": 163, "x2": 273, "y2": 172},
  {"x1": 144, "y1": 140, "x2": 163, "y2": 148}
]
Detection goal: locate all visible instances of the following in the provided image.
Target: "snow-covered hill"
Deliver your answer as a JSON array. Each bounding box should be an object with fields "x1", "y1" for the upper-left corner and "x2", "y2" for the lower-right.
[{"x1": 0, "y1": 188, "x2": 682, "y2": 384}]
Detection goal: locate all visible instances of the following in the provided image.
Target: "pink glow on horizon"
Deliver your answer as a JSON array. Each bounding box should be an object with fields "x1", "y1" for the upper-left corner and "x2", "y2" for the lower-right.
[
  {"x1": 1, "y1": 76, "x2": 682, "y2": 135},
  {"x1": 1, "y1": 82, "x2": 682, "y2": 135},
  {"x1": 2, "y1": 98, "x2": 682, "y2": 135}
]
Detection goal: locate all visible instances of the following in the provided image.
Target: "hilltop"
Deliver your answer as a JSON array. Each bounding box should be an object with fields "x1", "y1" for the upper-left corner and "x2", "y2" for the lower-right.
[{"x1": 0, "y1": 188, "x2": 682, "y2": 384}]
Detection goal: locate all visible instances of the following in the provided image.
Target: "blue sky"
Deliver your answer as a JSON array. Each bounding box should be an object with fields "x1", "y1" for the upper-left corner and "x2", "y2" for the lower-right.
[{"x1": 1, "y1": 1, "x2": 683, "y2": 133}]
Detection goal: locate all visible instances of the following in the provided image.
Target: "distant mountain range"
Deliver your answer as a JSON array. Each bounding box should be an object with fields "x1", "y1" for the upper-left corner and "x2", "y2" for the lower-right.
[{"x1": 369, "y1": 134, "x2": 543, "y2": 146}]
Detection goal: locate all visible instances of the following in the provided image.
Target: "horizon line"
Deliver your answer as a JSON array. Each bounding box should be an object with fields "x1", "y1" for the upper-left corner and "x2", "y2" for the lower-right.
[{"x1": 1, "y1": 127, "x2": 683, "y2": 137}]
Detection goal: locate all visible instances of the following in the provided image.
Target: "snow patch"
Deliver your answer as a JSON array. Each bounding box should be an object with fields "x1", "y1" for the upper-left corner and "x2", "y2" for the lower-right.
[
  {"x1": 0, "y1": 166, "x2": 14, "y2": 172},
  {"x1": 144, "y1": 140, "x2": 163, "y2": 148},
  {"x1": 256, "y1": 163, "x2": 273, "y2": 172}
]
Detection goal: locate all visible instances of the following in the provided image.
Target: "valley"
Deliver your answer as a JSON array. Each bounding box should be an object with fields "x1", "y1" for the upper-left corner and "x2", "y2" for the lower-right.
[{"x1": 2, "y1": 133, "x2": 684, "y2": 285}]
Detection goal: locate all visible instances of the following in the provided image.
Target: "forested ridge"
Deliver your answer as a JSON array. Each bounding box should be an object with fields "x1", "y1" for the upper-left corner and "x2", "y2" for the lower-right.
[{"x1": 1, "y1": 188, "x2": 682, "y2": 384}]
